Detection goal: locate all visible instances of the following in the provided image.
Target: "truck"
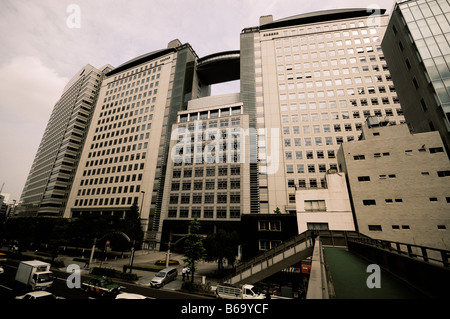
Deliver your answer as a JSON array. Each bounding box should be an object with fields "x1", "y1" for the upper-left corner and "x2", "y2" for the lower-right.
[
  {"x1": 15, "y1": 260, "x2": 53, "y2": 291},
  {"x1": 215, "y1": 284, "x2": 265, "y2": 299}
]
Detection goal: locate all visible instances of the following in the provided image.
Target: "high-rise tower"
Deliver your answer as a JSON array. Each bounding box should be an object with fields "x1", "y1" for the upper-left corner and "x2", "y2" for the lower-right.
[
  {"x1": 241, "y1": 9, "x2": 406, "y2": 221},
  {"x1": 381, "y1": 0, "x2": 450, "y2": 156},
  {"x1": 63, "y1": 41, "x2": 204, "y2": 246},
  {"x1": 17, "y1": 64, "x2": 112, "y2": 217}
]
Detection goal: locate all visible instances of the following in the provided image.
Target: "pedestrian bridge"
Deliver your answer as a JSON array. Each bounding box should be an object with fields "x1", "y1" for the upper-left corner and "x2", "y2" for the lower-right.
[{"x1": 223, "y1": 231, "x2": 450, "y2": 299}]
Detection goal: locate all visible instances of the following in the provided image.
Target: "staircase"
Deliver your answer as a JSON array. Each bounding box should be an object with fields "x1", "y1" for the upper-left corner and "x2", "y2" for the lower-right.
[{"x1": 223, "y1": 232, "x2": 315, "y2": 285}]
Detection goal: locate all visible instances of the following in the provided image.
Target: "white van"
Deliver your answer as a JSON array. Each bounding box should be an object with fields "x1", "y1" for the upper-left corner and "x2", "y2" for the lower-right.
[{"x1": 150, "y1": 267, "x2": 178, "y2": 288}]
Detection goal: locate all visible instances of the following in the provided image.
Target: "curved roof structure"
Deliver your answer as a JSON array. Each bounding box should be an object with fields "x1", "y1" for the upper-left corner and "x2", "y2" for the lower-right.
[
  {"x1": 260, "y1": 8, "x2": 386, "y2": 30},
  {"x1": 105, "y1": 48, "x2": 176, "y2": 77},
  {"x1": 196, "y1": 50, "x2": 240, "y2": 85}
]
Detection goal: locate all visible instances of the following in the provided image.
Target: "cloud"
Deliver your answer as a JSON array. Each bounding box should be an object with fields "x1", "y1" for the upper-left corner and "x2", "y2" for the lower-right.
[{"x1": 0, "y1": 56, "x2": 68, "y2": 202}]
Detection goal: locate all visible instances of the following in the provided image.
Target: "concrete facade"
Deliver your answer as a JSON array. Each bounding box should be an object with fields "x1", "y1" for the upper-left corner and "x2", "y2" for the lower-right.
[
  {"x1": 157, "y1": 95, "x2": 251, "y2": 247},
  {"x1": 63, "y1": 42, "x2": 202, "y2": 246},
  {"x1": 338, "y1": 121, "x2": 450, "y2": 250},
  {"x1": 295, "y1": 171, "x2": 355, "y2": 233},
  {"x1": 242, "y1": 9, "x2": 406, "y2": 217}
]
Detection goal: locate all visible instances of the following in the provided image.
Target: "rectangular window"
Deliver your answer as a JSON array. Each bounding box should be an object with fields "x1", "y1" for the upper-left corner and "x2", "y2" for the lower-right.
[
  {"x1": 358, "y1": 176, "x2": 371, "y2": 182},
  {"x1": 304, "y1": 200, "x2": 326, "y2": 211},
  {"x1": 437, "y1": 170, "x2": 450, "y2": 177},
  {"x1": 363, "y1": 199, "x2": 377, "y2": 206},
  {"x1": 368, "y1": 225, "x2": 382, "y2": 231},
  {"x1": 353, "y1": 155, "x2": 365, "y2": 160},
  {"x1": 429, "y1": 147, "x2": 444, "y2": 153},
  {"x1": 259, "y1": 221, "x2": 281, "y2": 231}
]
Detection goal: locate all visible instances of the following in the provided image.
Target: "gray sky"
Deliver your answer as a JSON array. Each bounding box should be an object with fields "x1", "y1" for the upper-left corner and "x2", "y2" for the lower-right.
[{"x1": 0, "y1": 0, "x2": 396, "y2": 203}]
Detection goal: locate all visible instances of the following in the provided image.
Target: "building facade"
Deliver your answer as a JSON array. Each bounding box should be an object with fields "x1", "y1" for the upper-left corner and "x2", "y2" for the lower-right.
[
  {"x1": 295, "y1": 170, "x2": 355, "y2": 233},
  {"x1": 17, "y1": 64, "x2": 112, "y2": 217},
  {"x1": 63, "y1": 41, "x2": 205, "y2": 245},
  {"x1": 158, "y1": 94, "x2": 252, "y2": 248},
  {"x1": 337, "y1": 120, "x2": 450, "y2": 250},
  {"x1": 241, "y1": 9, "x2": 406, "y2": 220},
  {"x1": 381, "y1": 0, "x2": 450, "y2": 156}
]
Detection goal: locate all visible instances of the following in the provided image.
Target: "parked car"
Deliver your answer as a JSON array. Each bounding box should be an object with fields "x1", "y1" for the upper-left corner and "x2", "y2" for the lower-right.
[
  {"x1": 150, "y1": 267, "x2": 177, "y2": 288},
  {"x1": 16, "y1": 291, "x2": 64, "y2": 299},
  {"x1": 81, "y1": 276, "x2": 121, "y2": 297}
]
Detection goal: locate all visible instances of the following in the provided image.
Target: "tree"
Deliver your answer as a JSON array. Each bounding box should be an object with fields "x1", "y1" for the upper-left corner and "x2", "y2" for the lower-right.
[
  {"x1": 183, "y1": 218, "x2": 205, "y2": 282},
  {"x1": 204, "y1": 229, "x2": 240, "y2": 275}
]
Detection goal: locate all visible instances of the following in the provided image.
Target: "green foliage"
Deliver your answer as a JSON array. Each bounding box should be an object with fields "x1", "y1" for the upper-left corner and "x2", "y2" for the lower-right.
[
  {"x1": 183, "y1": 218, "x2": 206, "y2": 282},
  {"x1": 1, "y1": 203, "x2": 143, "y2": 252},
  {"x1": 204, "y1": 228, "x2": 240, "y2": 274},
  {"x1": 91, "y1": 267, "x2": 139, "y2": 282}
]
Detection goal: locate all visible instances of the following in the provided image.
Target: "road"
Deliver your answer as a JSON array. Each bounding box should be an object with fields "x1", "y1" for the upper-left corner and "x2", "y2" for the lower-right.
[{"x1": 0, "y1": 260, "x2": 211, "y2": 300}]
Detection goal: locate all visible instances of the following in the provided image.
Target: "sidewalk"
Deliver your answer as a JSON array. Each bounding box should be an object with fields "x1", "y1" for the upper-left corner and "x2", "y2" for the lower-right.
[{"x1": 55, "y1": 249, "x2": 221, "y2": 292}]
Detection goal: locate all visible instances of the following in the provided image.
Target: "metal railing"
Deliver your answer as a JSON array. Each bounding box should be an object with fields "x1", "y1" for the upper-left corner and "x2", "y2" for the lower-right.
[
  {"x1": 223, "y1": 231, "x2": 314, "y2": 284},
  {"x1": 348, "y1": 237, "x2": 450, "y2": 268}
]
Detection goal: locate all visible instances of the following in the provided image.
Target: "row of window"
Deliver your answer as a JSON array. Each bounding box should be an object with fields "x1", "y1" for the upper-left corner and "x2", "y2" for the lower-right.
[
  {"x1": 85, "y1": 152, "x2": 146, "y2": 167},
  {"x1": 285, "y1": 150, "x2": 336, "y2": 160},
  {"x1": 171, "y1": 179, "x2": 240, "y2": 191},
  {"x1": 279, "y1": 84, "x2": 396, "y2": 101},
  {"x1": 353, "y1": 147, "x2": 445, "y2": 160},
  {"x1": 276, "y1": 46, "x2": 384, "y2": 65},
  {"x1": 362, "y1": 197, "x2": 450, "y2": 206},
  {"x1": 74, "y1": 196, "x2": 139, "y2": 207},
  {"x1": 82, "y1": 162, "x2": 145, "y2": 177},
  {"x1": 169, "y1": 193, "x2": 241, "y2": 205},
  {"x1": 179, "y1": 106, "x2": 242, "y2": 123},
  {"x1": 368, "y1": 224, "x2": 447, "y2": 231},
  {"x1": 281, "y1": 109, "x2": 400, "y2": 125},
  {"x1": 77, "y1": 183, "x2": 142, "y2": 196},
  {"x1": 172, "y1": 166, "x2": 240, "y2": 178},
  {"x1": 286, "y1": 164, "x2": 337, "y2": 175},
  {"x1": 167, "y1": 207, "x2": 241, "y2": 219},
  {"x1": 273, "y1": 21, "x2": 376, "y2": 41}
]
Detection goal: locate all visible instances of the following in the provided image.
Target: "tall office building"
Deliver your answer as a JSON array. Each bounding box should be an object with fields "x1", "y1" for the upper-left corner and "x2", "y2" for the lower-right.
[
  {"x1": 338, "y1": 119, "x2": 450, "y2": 250},
  {"x1": 381, "y1": 0, "x2": 450, "y2": 156},
  {"x1": 17, "y1": 64, "x2": 112, "y2": 217},
  {"x1": 241, "y1": 9, "x2": 406, "y2": 218},
  {"x1": 63, "y1": 40, "x2": 206, "y2": 245},
  {"x1": 158, "y1": 93, "x2": 251, "y2": 248}
]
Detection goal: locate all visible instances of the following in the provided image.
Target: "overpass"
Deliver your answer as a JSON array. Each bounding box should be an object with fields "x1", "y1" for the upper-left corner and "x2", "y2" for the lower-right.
[{"x1": 222, "y1": 231, "x2": 450, "y2": 299}]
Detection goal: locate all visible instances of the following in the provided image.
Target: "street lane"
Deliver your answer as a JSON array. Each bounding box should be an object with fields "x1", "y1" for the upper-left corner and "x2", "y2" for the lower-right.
[{"x1": 0, "y1": 260, "x2": 211, "y2": 300}]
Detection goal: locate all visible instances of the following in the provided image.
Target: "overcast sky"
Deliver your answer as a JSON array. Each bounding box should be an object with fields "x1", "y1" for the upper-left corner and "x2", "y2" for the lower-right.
[{"x1": 0, "y1": 0, "x2": 397, "y2": 203}]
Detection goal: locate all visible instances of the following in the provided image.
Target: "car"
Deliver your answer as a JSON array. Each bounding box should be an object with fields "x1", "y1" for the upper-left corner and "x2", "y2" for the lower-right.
[
  {"x1": 115, "y1": 292, "x2": 149, "y2": 299},
  {"x1": 15, "y1": 291, "x2": 64, "y2": 299},
  {"x1": 0, "y1": 266, "x2": 4, "y2": 275},
  {"x1": 81, "y1": 276, "x2": 121, "y2": 297},
  {"x1": 150, "y1": 267, "x2": 178, "y2": 288}
]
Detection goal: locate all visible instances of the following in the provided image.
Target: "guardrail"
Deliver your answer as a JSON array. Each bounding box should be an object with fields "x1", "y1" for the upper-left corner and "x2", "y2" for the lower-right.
[{"x1": 348, "y1": 237, "x2": 449, "y2": 268}]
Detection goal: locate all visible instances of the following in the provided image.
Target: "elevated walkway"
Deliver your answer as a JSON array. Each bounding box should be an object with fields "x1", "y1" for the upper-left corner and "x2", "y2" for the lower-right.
[
  {"x1": 223, "y1": 230, "x2": 450, "y2": 299},
  {"x1": 222, "y1": 232, "x2": 314, "y2": 285},
  {"x1": 222, "y1": 231, "x2": 369, "y2": 285}
]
